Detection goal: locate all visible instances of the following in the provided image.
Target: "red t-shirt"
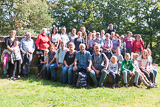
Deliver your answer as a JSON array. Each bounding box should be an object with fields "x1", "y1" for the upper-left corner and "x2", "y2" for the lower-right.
[{"x1": 135, "y1": 40, "x2": 141, "y2": 52}]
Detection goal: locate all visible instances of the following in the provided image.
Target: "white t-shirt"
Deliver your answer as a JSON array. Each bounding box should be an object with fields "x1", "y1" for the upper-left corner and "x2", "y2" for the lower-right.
[
  {"x1": 49, "y1": 34, "x2": 60, "y2": 43},
  {"x1": 137, "y1": 55, "x2": 149, "y2": 69},
  {"x1": 60, "y1": 34, "x2": 69, "y2": 43}
]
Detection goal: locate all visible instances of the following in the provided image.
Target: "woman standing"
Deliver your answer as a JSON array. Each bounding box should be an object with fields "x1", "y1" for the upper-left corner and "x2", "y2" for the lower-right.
[
  {"x1": 49, "y1": 26, "x2": 60, "y2": 50},
  {"x1": 132, "y1": 34, "x2": 145, "y2": 55},
  {"x1": 36, "y1": 28, "x2": 51, "y2": 64},
  {"x1": 125, "y1": 32, "x2": 134, "y2": 55},
  {"x1": 4, "y1": 30, "x2": 19, "y2": 78},
  {"x1": 112, "y1": 33, "x2": 121, "y2": 54}
]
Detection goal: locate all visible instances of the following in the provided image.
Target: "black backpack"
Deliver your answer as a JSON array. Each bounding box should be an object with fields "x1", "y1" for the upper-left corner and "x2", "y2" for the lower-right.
[{"x1": 76, "y1": 72, "x2": 87, "y2": 88}]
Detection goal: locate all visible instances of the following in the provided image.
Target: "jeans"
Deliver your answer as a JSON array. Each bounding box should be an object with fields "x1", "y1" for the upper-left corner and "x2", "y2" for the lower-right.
[
  {"x1": 140, "y1": 68, "x2": 154, "y2": 83},
  {"x1": 50, "y1": 63, "x2": 57, "y2": 81},
  {"x1": 109, "y1": 72, "x2": 120, "y2": 84},
  {"x1": 126, "y1": 48, "x2": 132, "y2": 55},
  {"x1": 41, "y1": 64, "x2": 52, "y2": 80},
  {"x1": 22, "y1": 54, "x2": 32, "y2": 76},
  {"x1": 153, "y1": 69, "x2": 157, "y2": 83},
  {"x1": 3, "y1": 62, "x2": 9, "y2": 74},
  {"x1": 90, "y1": 70, "x2": 108, "y2": 86},
  {"x1": 61, "y1": 66, "x2": 74, "y2": 84},
  {"x1": 122, "y1": 70, "x2": 139, "y2": 84}
]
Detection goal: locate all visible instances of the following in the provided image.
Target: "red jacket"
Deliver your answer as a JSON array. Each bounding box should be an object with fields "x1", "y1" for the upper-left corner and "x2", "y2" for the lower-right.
[
  {"x1": 132, "y1": 39, "x2": 145, "y2": 54},
  {"x1": 36, "y1": 34, "x2": 51, "y2": 50}
]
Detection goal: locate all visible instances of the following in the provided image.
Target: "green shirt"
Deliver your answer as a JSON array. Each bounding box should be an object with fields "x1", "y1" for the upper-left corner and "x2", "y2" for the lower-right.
[{"x1": 120, "y1": 59, "x2": 135, "y2": 74}]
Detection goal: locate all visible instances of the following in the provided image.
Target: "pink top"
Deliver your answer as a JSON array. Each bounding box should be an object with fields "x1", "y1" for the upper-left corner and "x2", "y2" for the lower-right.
[{"x1": 125, "y1": 37, "x2": 134, "y2": 48}]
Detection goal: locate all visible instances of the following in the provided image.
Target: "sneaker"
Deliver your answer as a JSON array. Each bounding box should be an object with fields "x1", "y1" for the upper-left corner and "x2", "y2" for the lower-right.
[
  {"x1": 153, "y1": 84, "x2": 158, "y2": 88},
  {"x1": 6, "y1": 75, "x2": 9, "y2": 79},
  {"x1": 10, "y1": 77, "x2": 14, "y2": 81},
  {"x1": 18, "y1": 75, "x2": 21, "y2": 79},
  {"x1": 133, "y1": 83, "x2": 141, "y2": 88},
  {"x1": 117, "y1": 84, "x2": 121, "y2": 88},
  {"x1": 112, "y1": 84, "x2": 115, "y2": 89},
  {"x1": 124, "y1": 83, "x2": 128, "y2": 88},
  {"x1": 147, "y1": 85, "x2": 153, "y2": 89}
]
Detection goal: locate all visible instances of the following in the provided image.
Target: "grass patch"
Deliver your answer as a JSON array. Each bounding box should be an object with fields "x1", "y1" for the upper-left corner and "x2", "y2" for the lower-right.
[{"x1": 0, "y1": 68, "x2": 160, "y2": 107}]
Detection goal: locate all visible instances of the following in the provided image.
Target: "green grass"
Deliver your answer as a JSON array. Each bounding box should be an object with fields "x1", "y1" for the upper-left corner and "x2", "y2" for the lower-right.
[{"x1": 0, "y1": 68, "x2": 160, "y2": 107}]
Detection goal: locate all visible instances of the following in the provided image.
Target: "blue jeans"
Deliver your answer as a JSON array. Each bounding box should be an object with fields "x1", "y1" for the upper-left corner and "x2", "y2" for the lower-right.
[
  {"x1": 90, "y1": 70, "x2": 108, "y2": 86},
  {"x1": 109, "y1": 72, "x2": 120, "y2": 84},
  {"x1": 41, "y1": 64, "x2": 52, "y2": 80},
  {"x1": 153, "y1": 69, "x2": 157, "y2": 83},
  {"x1": 61, "y1": 66, "x2": 74, "y2": 84},
  {"x1": 22, "y1": 54, "x2": 32, "y2": 75},
  {"x1": 126, "y1": 48, "x2": 132, "y2": 55},
  {"x1": 50, "y1": 63, "x2": 57, "y2": 81}
]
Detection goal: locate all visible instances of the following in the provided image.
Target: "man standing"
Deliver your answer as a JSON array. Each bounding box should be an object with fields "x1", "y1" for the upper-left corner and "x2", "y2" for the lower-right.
[
  {"x1": 106, "y1": 24, "x2": 116, "y2": 35},
  {"x1": 90, "y1": 44, "x2": 109, "y2": 88},
  {"x1": 73, "y1": 43, "x2": 92, "y2": 87},
  {"x1": 20, "y1": 32, "x2": 35, "y2": 77}
]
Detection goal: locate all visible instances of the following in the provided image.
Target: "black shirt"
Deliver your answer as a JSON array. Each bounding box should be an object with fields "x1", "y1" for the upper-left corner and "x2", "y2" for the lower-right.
[
  {"x1": 64, "y1": 51, "x2": 77, "y2": 65},
  {"x1": 106, "y1": 29, "x2": 116, "y2": 35},
  {"x1": 5, "y1": 37, "x2": 19, "y2": 48},
  {"x1": 48, "y1": 51, "x2": 56, "y2": 64}
]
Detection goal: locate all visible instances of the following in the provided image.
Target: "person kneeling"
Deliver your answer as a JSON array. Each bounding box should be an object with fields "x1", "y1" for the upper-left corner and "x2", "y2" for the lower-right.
[
  {"x1": 120, "y1": 53, "x2": 140, "y2": 88},
  {"x1": 90, "y1": 44, "x2": 109, "y2": 88}
]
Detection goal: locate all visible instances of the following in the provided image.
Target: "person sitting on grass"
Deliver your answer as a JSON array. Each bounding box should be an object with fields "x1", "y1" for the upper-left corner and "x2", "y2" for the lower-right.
[
  {"x1": 120, "y1": 53, "x2": 140, "y2": 88},
  {"x1": 36, "y1": 49, "x2": 49, "y2": 78},
  {"x1": 132, "y1": 53, "x2": 157, "y2": 89},
  {"x1": 10, "y1": 40, "x2": 23, "y2": 80},
  {"x1": 40, "y1": 44, "x2": 56, "y2": 80},
  {"x1": 73, "y1": 43, "x2": 92, "y2": 87},
  {"x1": 50, "y1": 41, "x2": 68, "y2": 82},
  {"x1": 61, "y1": 42, "x2": 77, "y2": 84},
  {"x1": 90, "y1": 44, "x2": 109, "y2": 88},
  {"x1": 108, "y1": 56, "x2": 121, "y2": 89}
]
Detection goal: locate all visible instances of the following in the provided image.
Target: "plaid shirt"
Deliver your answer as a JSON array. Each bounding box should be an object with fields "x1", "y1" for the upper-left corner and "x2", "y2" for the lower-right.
[{"x1": 11, "y1": 46, "x2": 22, "y2": 62}]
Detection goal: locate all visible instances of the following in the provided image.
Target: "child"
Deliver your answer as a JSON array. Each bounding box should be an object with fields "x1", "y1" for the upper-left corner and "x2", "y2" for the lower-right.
[
  {"x1": 109, "y1": 56, "x2": 121, "y2": 89},
  {"x1": 138, "y1": 49, "x2": 155, "y2": 83},
  {"x1": 132, "y1": 53, "x2": 157, "y2": 89},
  {"x1": 113, "y1": 47, "x2": 123, "y2": 70},
  {"x1": 120, "y1": 53, "x2": 140, "y2": 88},
  {"x1": 36, "y1": 49, "x2": 49, "y2": 78},
  {"x1": 10, "y1": 40, "x2": 23, "y2": 80},
  {"x1": 147, "y1": 48, "x2": 157, "y2": 83},
  {"x1": 87, "y1": 32, "x2": 93, "y2": 54}
]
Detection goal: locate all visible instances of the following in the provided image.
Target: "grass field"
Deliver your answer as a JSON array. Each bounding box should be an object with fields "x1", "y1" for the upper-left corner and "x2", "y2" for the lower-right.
[{"x1": 0, "y1": 68, "x2": 160, "y2": 107}]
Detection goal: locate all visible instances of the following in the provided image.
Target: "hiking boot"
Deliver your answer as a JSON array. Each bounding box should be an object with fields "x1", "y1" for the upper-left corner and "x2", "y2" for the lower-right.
[
  {"x1": 124, "y1": 83, "x2": 128, "y2": 88},
  {"x1": 117, "y1": 84, "x2": 121, "y2": 88},
  {"x1": 10, "y1": 77, "x2": 14, "y2": 81},
  {"x1": 133, "y1": 83, "x2": 141, "y2": 88}
]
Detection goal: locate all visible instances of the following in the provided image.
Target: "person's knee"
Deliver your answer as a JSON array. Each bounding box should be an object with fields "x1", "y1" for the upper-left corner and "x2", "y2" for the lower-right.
[{"x1": 90, "y1": 70, "x2": 95, "y2": 76}]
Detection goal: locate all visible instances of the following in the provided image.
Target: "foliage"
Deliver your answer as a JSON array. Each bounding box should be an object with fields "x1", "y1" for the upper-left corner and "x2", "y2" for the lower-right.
[{"x1": 0, "y1": 0, "x2": 53, "y2": 36}]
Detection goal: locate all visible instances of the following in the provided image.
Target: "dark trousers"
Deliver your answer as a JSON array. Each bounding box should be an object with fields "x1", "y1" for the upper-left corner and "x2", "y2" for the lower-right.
[
  {"x1": 109, "y1": 72, "x2": 120, "y2": 84},
  {"x1": 73, "y1": 67, "x2": 91, "y2": 86},
  {"x1": 38, "y1": 63, "x2": 45, "y2": 73},
  {"x1": 12, "y1": 60, "x2": 21, "y2": 77},
  {"x1": 104, "y1": 52, "x2": 112, "y2": 60},
  {"x1": 140, "y1": 68, "x2": 154, "y2": 83},
  {"x1": 6, "y1": 62, "x2": 13, "y2": 76}
]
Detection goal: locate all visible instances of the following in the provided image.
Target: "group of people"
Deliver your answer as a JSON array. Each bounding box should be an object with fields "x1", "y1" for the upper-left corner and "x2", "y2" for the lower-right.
[{"x1": 2, "y1": 24, "x2": 158, "y2": 89}]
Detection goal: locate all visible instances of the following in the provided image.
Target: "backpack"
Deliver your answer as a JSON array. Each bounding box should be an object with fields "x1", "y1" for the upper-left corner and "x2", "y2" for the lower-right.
[{"x1": 76, "y1": 72, "x2": 87, "y2": 88}]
